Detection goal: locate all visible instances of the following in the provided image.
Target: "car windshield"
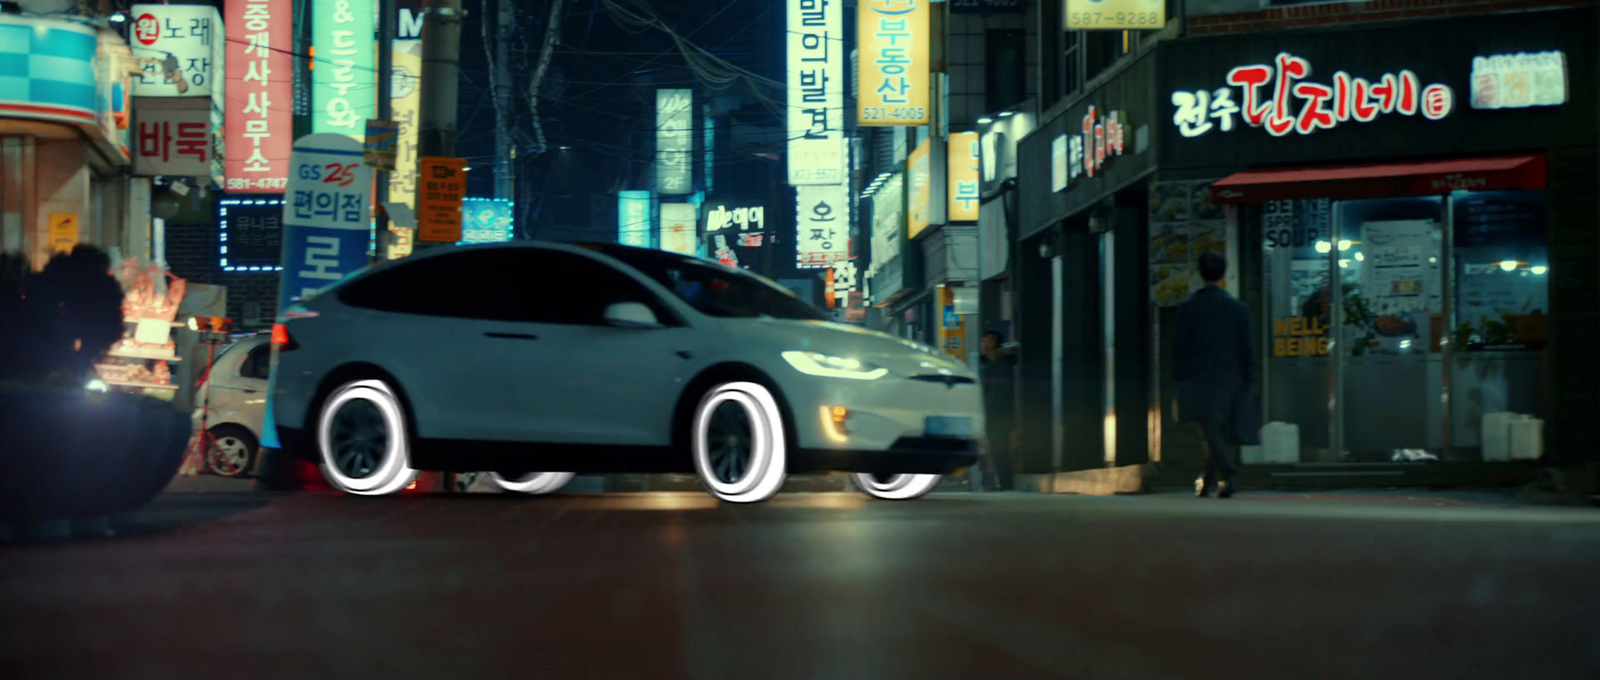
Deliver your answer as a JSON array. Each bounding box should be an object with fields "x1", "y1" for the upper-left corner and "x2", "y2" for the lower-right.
[{"x1": 598, "y1": 246, "x2": 828, "y2": 321}]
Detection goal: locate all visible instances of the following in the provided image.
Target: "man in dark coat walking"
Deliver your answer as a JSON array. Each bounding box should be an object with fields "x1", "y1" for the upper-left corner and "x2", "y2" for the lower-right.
[{"x1": 1173, "y1": 252, "x2": 1256, "y2": 498}]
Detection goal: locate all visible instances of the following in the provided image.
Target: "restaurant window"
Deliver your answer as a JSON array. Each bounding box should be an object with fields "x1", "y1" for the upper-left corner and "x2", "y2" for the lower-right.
[
  {"x1": 1258, "y1": 192, "x2": 1548, "y2": 464},
  {"x1": 1060, "y1": 32, "x2": 1081, "y2": 99},
  {"x1": 1083, "y1": 30, "x2": 1124, "y2": 84}
]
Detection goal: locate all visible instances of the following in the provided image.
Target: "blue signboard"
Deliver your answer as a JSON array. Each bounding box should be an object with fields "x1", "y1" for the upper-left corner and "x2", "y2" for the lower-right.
[
  {"x1": 460, "y1": 198, "x2": 514, "y2": 244},
  {"x1": 618, "y1": 190, "x2": 652, "y2": 247},
  {"x1": 277, "y1": 134, "x2": 373, "y2": 312},
  {"x1": 0, "y1": 16, "x2": 99, "y2": 125}
]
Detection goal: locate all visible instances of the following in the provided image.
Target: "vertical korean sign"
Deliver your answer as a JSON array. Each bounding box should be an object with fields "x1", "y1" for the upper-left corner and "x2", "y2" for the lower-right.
[
  {"x1": 618, "y1": 191, "x2": 652, "y2": 247},
  {"x1": 225, "y1": 0, "x2": 293, "y2": 192},
  {"x1": 278, "y1": 134, "x2": 373, "y2": 312},
  {"x1": 312, "y1": 0, "x2": 375, "y2": 138},
  {"x1": 659, "y1": 203, "x2": 699, "y2": 255},
  {"x1": 797, "y1": 185, "x2": 850, "y2": 268},
  {"x1": 947, "y1": 131, "x2": 980, "y2": 222},
  {"x1": 857, "y1": 0, "x2": 930, "y2": 126},
  {"x1": 389, "y1": 40, "x2": 423, "y2": 206},
  {"x1": 787, "y1": 0, "x2": 844, "y2": 185},
  {"x1": 656, "y1": 89, "x2": 693, "y2": 195},
  {"x1": 907, "y1": 138, "x2": 933, "y2": 238}
]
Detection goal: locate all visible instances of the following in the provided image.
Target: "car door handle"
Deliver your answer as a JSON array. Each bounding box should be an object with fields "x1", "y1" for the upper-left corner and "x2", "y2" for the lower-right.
[{"x1": 484, "y1": 332, "x2": 540, "y2": 341}]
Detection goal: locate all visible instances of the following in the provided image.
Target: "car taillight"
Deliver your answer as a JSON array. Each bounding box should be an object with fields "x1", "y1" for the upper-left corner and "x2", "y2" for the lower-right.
[{"x1": 271, "y1": 323, "x2": 297, "y2": 351}]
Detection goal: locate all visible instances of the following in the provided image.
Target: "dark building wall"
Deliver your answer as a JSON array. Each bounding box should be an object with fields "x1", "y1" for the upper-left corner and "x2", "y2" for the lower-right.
[
  {"x1": 1544, "y1": 145, "x2": 1600, "y2": 463},
  {"x1": 1186, "y1": 0, "x2": 1596, "y2": 36},
  {"x1": 162, "y1": 192, "x2": 281, "y2": 329}
]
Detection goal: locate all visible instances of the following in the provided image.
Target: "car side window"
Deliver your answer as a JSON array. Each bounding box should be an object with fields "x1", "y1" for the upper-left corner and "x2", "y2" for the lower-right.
[
  {"x1": 239, "y1": 343, "x2": 271, "y2": 380},
  {"x1": 339, "y1": 250, "x2": 535, "y2": 321},
  {"x1": 526, "y1": 251, "x2": 676, "y2": 326},
  {"x1": 338, "y1": 248, "x2": 672, "y2": 325}
]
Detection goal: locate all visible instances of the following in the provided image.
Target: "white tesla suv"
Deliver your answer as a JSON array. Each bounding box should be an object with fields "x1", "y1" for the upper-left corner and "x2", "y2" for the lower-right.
[{"x1": 268, "y1": 242, "x2": 983, "y2": 503}]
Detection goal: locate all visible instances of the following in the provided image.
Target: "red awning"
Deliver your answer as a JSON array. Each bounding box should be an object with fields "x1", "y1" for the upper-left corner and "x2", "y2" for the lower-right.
[{"x1": 1208, "y1": 155, "x2": 1546, "y2": 204}]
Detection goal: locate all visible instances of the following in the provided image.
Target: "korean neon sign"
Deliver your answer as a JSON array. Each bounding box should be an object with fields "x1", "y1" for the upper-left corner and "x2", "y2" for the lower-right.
[
  {"x1": 1172, "y1": 52, "x2": 1455, "y2": 139},
  {"x1": 1060, "y1": 106, "x2": 1126, "y2": 188}
]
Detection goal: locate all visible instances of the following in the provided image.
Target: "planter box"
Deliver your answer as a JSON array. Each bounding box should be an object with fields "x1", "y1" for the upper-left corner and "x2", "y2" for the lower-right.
[{"x1": 0, "y1": 388, "x2": 189, "y2": 521}]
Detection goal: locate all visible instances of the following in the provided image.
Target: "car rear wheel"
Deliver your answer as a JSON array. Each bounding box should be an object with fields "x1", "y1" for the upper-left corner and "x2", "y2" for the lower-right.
[
  {"x1": 849, "y1": 472, "x2": 943, "y2": 501},
  {"x1": 691, "y1": 381, "x2": 787, "y2": 504},
  {"x1": 487, "y1": 471, "x2": 574, "y2": 495},
  {"x1": 207, "y1": 425, "x2": 258, "y2": 478},
  {"x1": 316, "y1": 379, "x2": 418, "y2": 496}
]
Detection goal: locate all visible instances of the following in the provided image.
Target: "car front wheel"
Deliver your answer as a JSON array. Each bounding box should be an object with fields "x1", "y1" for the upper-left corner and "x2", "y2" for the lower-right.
[
  {"x1": 849, "y1": 472, "x2": 943, "y2": 501},
  {"x1": 691, "y1": 381, "x2": 788, "y2": 504},
  {"x1": 316, "y1": 379, "x2": 418, "y2": 496}
]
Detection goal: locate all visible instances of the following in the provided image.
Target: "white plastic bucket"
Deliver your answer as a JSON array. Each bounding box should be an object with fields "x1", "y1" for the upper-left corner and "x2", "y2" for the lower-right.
[
  {"x1": 1481, "y1": 412, "x2": 1515, "y2": 462},
  {"x1": 1261, "y1": 422, "x2": 1300, "y2": 464},
  {"x1": 1510, "y1": 416, "x2": 1544, "y2": 461}
]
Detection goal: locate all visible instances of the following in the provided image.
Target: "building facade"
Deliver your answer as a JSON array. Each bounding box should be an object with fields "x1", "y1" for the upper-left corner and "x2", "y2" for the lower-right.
[
  {"x1": 1012, "y1": 1, "x2": 1598, "y2": 485},
  {"x1": 0, "y1": 12, "x2": 145, "y2": 269}
]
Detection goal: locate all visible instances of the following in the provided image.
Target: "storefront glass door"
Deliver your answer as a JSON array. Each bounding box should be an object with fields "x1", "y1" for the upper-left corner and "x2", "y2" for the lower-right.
[
  {"x1": 1262, "y1": 199, "x2": 1335, "y2": 461},
  {"x1": 1334, "y1": 197, "x2": 1447, "y2": 462}
]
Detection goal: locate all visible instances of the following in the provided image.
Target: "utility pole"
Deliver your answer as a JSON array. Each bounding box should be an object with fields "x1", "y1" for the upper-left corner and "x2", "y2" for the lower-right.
[
  {"x1": 414, "y1": 0, "x2": 464, "y2": 494},
  {"x1": 414, "y1": 0, "x2": 463, "y2": 254},
  {"x1": 493, "y1": 0, "x2": 514, "y2": 201},
  {"x1": 374, "y1": 0, "x2": 396, "y2": 261}
]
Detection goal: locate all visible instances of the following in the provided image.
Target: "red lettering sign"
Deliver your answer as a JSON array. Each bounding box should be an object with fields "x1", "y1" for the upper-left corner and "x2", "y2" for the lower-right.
[
  {"x1": 224, "y1": 0, "x2": 294, "y2": 193},
  {"x1": 1176, "y1": 53, "x2": 1454, "y2": 139}
]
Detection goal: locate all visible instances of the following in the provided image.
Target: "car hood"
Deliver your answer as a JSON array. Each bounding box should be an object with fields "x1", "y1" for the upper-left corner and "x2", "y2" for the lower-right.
[{"x1": 735, "y1": 318, "x2": 974, "y2": 378}]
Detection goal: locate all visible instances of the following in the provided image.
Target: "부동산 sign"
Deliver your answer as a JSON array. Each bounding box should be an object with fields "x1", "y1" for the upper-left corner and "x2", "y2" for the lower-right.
[{"x1": 858, "y1": 0, "x2": 930, "y2": 126}]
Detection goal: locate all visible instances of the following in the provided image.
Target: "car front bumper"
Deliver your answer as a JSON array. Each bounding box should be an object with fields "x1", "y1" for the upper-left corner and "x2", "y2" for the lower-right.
[{"x1": 781, "y1": 371, "x2": 985, "y2": 475}]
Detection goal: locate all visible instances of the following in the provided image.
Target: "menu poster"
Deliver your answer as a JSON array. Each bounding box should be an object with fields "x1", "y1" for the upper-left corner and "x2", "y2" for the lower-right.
[{"x1": 1149, "y1": 181, "x2": 1231, "y2": 306}]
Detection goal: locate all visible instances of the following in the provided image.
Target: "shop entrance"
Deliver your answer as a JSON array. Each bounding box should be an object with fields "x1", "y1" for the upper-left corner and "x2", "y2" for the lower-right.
[{"x1": 1223, "y1": 156, "x2": 1550, "y2": 464}]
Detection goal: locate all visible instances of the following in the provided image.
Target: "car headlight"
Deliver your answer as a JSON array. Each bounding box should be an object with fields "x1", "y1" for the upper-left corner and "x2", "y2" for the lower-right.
[{"x1": 781, "y1": 351, "x2": 889, "y2": 380}]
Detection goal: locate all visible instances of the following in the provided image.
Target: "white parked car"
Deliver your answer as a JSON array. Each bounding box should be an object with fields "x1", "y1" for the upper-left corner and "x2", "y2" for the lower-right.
[
  {"x1": 268, "y1": 243, "x2": 984, "y2": 503},
  {"x1": 192, "y1": 334, "x2": 271, "y2": 477}
]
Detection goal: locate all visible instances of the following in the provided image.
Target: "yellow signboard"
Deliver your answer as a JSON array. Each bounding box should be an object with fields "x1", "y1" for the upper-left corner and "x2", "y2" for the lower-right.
[
  {"x1": 1065, "y1": 0, "x2": 1165, "y2": 30},
  {"x1": 907, "y1": 138, "x2": 932, "y2": 239},
  {"x1": 48, "y1": 212, "x2": 79, "y2": 253},
  {"x1": 947, "y1": 132, "x2": 981, "y2": 222},
  {"x1": 858, "y1": 0, "x2": 931, "y2": 126},
  {"x1": 389, "y1": 40, "x2": 423, "y2": 207}
]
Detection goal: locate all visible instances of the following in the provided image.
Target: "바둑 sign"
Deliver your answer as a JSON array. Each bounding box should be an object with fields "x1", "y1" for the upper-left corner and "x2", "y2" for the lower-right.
[
  {"x1": 277, "y1": 134, "x2": 374, "y2": 312},
  {"x1": 416, "y1": 156, "x2": 467, "y2": 243}
]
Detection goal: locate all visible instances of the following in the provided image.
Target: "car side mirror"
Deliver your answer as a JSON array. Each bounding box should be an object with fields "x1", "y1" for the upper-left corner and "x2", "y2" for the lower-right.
[{"x1": 604, "y1": 302, "x2": 663, "y2": 328}]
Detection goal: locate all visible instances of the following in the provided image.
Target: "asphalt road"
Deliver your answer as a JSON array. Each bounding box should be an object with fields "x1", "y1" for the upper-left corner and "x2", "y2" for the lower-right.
[{"x1": 3, "y1": 486, "x2": 1599, "y2": 680}]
